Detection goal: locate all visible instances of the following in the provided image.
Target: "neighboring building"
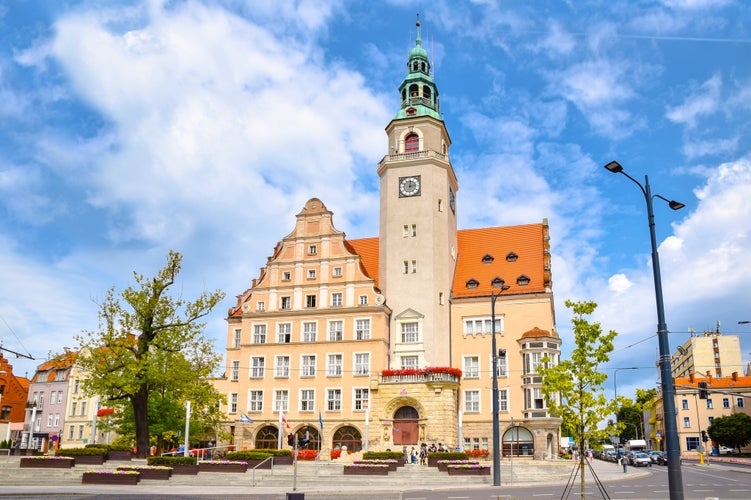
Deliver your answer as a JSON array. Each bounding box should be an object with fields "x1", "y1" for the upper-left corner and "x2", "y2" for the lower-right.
[
  {"x1": 671, "y1": 329, "x2": 742, "y2": 379},
  {"x1": 60, "y1": 361, "x2": 103, "y2": 449},
  {"x1": 0, "y1": 353, "x2": 30, "y2": 447},
  {"x1": 652, "y1": 371, "x2": 751, "y2": 454},
  {"x1": 213, "y1": 19, "x2": 560, "y2": 459},
  {"x1": 20, "y1": 354, "x2": 74, "y2": 453}
]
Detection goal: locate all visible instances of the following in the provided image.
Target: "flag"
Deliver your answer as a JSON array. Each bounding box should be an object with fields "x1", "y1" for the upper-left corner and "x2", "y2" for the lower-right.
[
  {"x1": 318, "y1": 410, "x2": 323, "y2": 432},
  {"x1": 239, "y1": 412, "x2": 252, "y2": 423},
  {"x1": 281, "y1": 411, "x2": 290, "y2": 429}
]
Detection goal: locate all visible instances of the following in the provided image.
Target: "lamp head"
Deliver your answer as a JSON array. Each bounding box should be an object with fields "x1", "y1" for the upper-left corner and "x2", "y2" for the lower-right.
[
  {"x1": 668, "y1": 200, "x2": 685, "y2": 210},
  {"x1": 604, "y1": 161, "x2": 623, "y2": 173}
]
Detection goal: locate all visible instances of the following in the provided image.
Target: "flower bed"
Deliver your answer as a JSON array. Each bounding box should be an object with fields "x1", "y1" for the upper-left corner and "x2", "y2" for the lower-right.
[
  {"x1": 436, "y1": 459, "x2": 480, "y2": 472},
  {"x1": 343, "y1": 464, "x2": 390, "y2": 475},
  {"x1": 353, "y1": 459, "x2": 398, "y2": 471},
  {"x1": 82, "y1": 470, "x2": 140, "y2": 485},
  {"x1": 199, "y1": 460, "x2": 248, "y2": 473},
  {"x1": 117, "y1": 465, "x2": 171, "y2": 480},
  {"x1": 446, "y1": 464, "x2": 491, "y2": 475},
  {"x1": 20, "y1": 456, "x2": 74, "y2": 469}
]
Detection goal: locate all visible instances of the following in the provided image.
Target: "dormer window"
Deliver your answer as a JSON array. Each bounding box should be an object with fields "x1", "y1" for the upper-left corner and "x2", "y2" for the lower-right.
[
  {"x1": 406, "y1": 107, "x2": 417, "y2": 116},
  {"x1": 506, "y1": 252, "x2": 518, "y2": 262},
  {"x1": 482, "y1": 254, "x2": 494, "y2": 264},
  {"x1": 491, "y1": 276, "x2": 506, "y2": 288},
  {"x1": 517, "y1": 275, "x2": 531, "y2": 286},
  {"x1": 466, "y1": 278, "x2": 479, "y2": 289}
]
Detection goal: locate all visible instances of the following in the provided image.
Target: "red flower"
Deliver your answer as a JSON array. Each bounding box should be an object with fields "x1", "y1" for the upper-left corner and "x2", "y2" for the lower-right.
[{"x1": 381, "y1": 367, "x2": 462, "y2": 377}]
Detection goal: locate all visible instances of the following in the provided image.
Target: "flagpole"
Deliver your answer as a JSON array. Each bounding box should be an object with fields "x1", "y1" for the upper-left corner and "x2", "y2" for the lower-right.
[
  {"x1": 277, "y1": 411, "x2": 283, "y2": 449},
  {"x1": 364, "y1": 406, "x2": 370, "y2": 453}
]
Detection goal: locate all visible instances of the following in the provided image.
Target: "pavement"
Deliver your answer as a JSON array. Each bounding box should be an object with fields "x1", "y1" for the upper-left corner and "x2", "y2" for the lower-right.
[{"x1": 0, "y1": 454, "x2": 746, "y2": 500}]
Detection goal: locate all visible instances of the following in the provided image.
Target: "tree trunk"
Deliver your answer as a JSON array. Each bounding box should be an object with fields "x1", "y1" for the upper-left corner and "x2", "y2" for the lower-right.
[{"x1": 132, "y1": 385, "x2": 150, "y2": 458}]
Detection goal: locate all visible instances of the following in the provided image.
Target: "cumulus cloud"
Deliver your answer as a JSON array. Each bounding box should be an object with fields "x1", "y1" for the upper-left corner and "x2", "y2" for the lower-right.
[{"x1": 666, "y1": 74, "x2": 722, "y2": 128}]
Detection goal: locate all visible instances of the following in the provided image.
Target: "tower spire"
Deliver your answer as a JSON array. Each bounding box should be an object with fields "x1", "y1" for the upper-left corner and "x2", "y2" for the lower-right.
[
  {"x1": 416, "y1": 14, "x2": 422, "y2": 47},
  {"x1": 394, "y1": 18, "x2": 440, "y2": 120}
]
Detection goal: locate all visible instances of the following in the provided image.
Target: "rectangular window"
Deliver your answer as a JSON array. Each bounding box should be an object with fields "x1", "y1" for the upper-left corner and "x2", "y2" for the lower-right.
[
  {"x1": 74, "y1": 379, "x2": 79, "y2": 394},
  {"x1": 308, "y1": 244, "x2": 317, "y2": 255},
  {"x1": 328, "y1": 320, "x2": 343, "y2": 341},
  {"x1": 303, "y1": 322, "x2": 317, "y2": 342},
  {"x1": 686, "y1": 436, "x2": 700, "y2": 451},
  {"x1": 300, "y1": 389, "x2": 315, "y2": 412},
  {"x1": 0, "y1": 406, "x2": 9, "y2": 420},
  {"x1": 682, "y1": 399, "x2": 689, "y2": 410},
  {"x1": 706, "y1": 399, "x2": 713, "y2": 409},
  {"x1": 331, "y1": 293, "x2": 343, "y2": 307},
  {"x1": 708, "y1": 416, "x2": 714, "y2": 425},
  {"x1": 301, "y1": 355, "x2": 316, "y2": 377},
  {"x1": 723, "y1": 398, "x2": 730, "y2": 408},
  {"x1": 47, "y1": 413, "x2": 53, "y2": 426},
  {"x1": 277, "y1": 323, "x2": 291, "y2": 343},
  {"x1": 354, "y1": 388, "x2": 369, "y2": 411},
  {"x1": 356, "y1": 319, "x2": 371, "y2": 340},
  {"x1": 249, "y1": 390, "x2": 263, "y2": 412},
  {"x1": 439, "y1": 292, "x2": 444, "y2": 305},
  {"x1": 78, "y1": 425, "x2": 84, "y2": 440},
  {"x1": 50, "y1": 391, "x2": 56, "y2": 404},
  {"x1": 68, "y1": 426, "x2": 74, "y2": 440},
  {"x1": 401, "y1": 322, "x2": 418, "y2": 343},
  {"x1": 306, "y1": 295, "x2": 317, "y2": 308},
  {"x1": 229, "y1": 393, "x2": 238, "y2": 414},
  {"x1": 282, "y1": 271, "x2": 291, "y2": 281},
  {"x1": 738, "y1": 398, "x2": 745, "y2": 408},
  {"x1": 463, "y1": 356, "x2": 480, "y2": 379},
  {"x1": 251, "y1": 357, "x2": 265, "y2": 378},
  {"x1": 411, "y1": 260, "x2": 417, "y2": 273},
  {"x1": 683, "y1": 417, "x2": 690, "y2": 428},
  {"x1": 327, "y1": 389, "x2": 342, "y2": 411},
  {"x1": 499, "y1": 389, "x2": 509, "y2": 412},
  {"x1": 403, "y1": 224, "x2": 409, "y2": 237},
  {"x1": 496, "y1": 355, "x2": 507, "y2": 377},
  {"x1": 359, "y1": 295, "x2": 368, "y2": 305},
  {"x1": 403, "y1": 260, "x2": 409, "y2": 274},
  {"x1": 354, "y1": 353, "x2": 370, "y2": 376},
  {"x1": 464, "y1": 390, "x2": 480, "y2": 413},
  {"x1": 524, "y1": 352, "x2": 542, "y2": 375},
  {"x1": 233, "y1": 328, "x2": 241, "y2": 348},
  {"x1": 81, "y1": 401, "x2": 87, "y2": 416},
  {"x1": 274, "y1": 390, "x2": 289, "y2": 413},
  {"x1": 308, "y1": 269, "x2": 316, "y2": 279},
  {"x1": 231, "y1": 360, "x2": 240, "y2": 381},
  {"x1": 257, "y1": 301, "x2": 265, "y2": 311},
  {"x1": 54, "y1": 413, "x2": 60, "y2": 426},
  {"x1": 463, "y1": 318, "x2": 501, "y2": 335},
  {"x1": 281, "y1": 296, "x2": 291, "y2": 309},
  {"x1": 32, "y1": 392, "x2": 38, "y2": 404},
  {"x1": 39, "y1": 393, "x2": 44, "y2": 406},
  {"x1": 327, "y1": 354, "x2": 343, "y2": 376},
  {"x1": 412, "y1": 224, "x2": 417, "y2": 236},
  {"x1": 275, "y1": 356, "x2": 290, "y2": 378},
  {"x1": 401, "y1": 356, "x2": 418, "y2": 369},
  {"x1": 71, "y1": 402, "x2": 77, "y2": 416},
  {"x1": 253, "y1": 324, "x2": 267, "y2": 344},
  {"x1": 57, "y1": 391, "x2": 63, "y2": 404},
  {"x1": 333, "y1": 267, "x2": 342, "y2": 277}
]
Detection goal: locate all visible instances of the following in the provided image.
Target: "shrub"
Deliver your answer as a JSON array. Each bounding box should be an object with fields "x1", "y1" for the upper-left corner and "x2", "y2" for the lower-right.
[
  {"x1": 466, "y1": 449, "x2": 489, "y2": 458},
  {"x1": 362, "y1": 451, "x2": 403, "y2": 460},
  {"x1": 57, "y1": 447, "x2": 107, "y2": 456},
  {"x1": 330, "y1": 449, "x2": 342, "y2": 459},
  {"x1": 296, "y1": 449, "x2": 317, "y2": 460},
  {"x1": 226, "y1": 451, "x2": 273, "y2": 461},
  {"x1": 428, "y1": 451, "x2": 468, "y2": 460},
  {"x1": 147, "y1": 456, "x2": 198, "y2": 466},
  {"x1": 107, "y1": 444, "x2": 134, "y2": 453}
]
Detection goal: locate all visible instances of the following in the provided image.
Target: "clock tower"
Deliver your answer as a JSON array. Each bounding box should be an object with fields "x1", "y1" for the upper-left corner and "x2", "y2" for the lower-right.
[{"x1": 378, "y1": 18, "x2": 458, "y2": 369}]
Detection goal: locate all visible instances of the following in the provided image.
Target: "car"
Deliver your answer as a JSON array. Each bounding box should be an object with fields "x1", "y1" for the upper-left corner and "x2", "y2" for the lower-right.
[
  {"x1": 631, "y1": 452, "x2": 652, "y2": 467},
  {"x1": 656, "y1": 451, "x2": 668, "y2": 466},
  {"x1": 647, "y1": 450, "x2": 662, "y2": 464},
  {"x1": 719, "y1": 446, "x2": 734, "y2": 455}
]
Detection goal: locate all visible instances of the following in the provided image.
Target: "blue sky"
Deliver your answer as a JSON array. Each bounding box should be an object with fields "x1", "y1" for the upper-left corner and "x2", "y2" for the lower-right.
[{"x1": 2, "y1": 0, "x2": 751, "y2": 402}]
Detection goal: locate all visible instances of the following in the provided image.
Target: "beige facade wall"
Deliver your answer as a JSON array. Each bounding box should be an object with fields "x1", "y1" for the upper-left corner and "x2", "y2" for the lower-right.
[{"x1": 672, "y1": 333, "x2": 742, "y2": 379}]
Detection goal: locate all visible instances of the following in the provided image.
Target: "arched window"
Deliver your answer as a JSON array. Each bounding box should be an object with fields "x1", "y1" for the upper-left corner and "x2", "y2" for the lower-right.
[
  {"x1": 333, "y1": 426, "x2": 362, "y2": 452},
  {"x1": 405, "y1": 133, "x2": 419, "y2": 152},
  {"x1": 409, "y1": 84, "x2": 419, "y2": 98},
  {"x1": 255, "y1": 425, "x2": 279, "y2": 449},
  {"x1": 294, "y1": 426, "x2": 320, "y2": 450},
  {"x1": 423, "y1": 86, "x2": 431, "y2": 101},
  {"x1": 502, "y1": 426, "x2": 534, "y2": 457}
]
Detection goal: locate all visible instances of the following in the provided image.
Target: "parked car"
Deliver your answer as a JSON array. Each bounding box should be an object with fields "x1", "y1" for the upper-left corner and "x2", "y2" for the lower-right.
[
  {"x1": 719, "y1": 446, "x2": 734, "y2": 454},
  {"x1": 631, "y1": 452, "x2": 652, "y2": 467},
  {"x1": 648, "y1": 450, "x2": 662, "y2": 464},
  {"x1": 656, "y1": 452, "x2": 668, "y2": 466}
]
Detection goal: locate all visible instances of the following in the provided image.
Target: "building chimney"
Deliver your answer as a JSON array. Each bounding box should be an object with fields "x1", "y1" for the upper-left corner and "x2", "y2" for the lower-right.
[
  {"x1": 689, "y1": 372, "x2": 695, "y2": 383},
  {"x1": 706, "y1": 371, "x2": 712, "y2": 380},
  {"x1": 732, "y1": 371, "x2": 738, "y2": 381}
]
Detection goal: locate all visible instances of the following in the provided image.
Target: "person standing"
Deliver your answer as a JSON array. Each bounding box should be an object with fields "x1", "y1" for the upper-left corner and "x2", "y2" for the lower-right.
[{"x1": 619, "y1": 455, "x2": 627, "y2": 473}]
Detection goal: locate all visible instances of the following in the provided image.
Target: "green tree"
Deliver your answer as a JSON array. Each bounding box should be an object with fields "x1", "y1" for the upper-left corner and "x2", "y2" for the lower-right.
[
  {"x1": 707, "y1": 413, "x2": 751, "y2": 454},
  {"x1": 75, "y1": 251, "x2": 225, "y2": 458},
  {"x1": 538, "y1": 300, "x2": 620, "y2": 498},
  {"x1": 616, "y1": 388, "x2": 656, "y2": 443}
]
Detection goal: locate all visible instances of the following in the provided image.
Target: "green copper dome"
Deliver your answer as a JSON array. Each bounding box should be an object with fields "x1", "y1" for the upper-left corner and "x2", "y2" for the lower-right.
[{"x1": 394, "y1": 17, "x2": 441, "y2": 121}]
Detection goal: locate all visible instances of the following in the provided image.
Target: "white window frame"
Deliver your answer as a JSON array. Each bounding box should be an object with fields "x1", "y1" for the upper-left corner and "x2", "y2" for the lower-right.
[
  {"x1": 464, "y1": 390, "x2": 480, "y2": 413},
  {"x1": 401, "y1": 322, "x2": 418, "y2": 343},
  {"x1": 301, "y1": 354, "x2": 316, "y2": 377},
  {"x1": 327, "y1": 353, "x2": 343, "y2": 377},
  {"x1": 277, "y1": 323, "x2": 292, "y2": 343},
  {"x1": 333, "y1": 267, "x2": 342, "y2": 277},
  {"x1": 231, "y1": 360, "x2": 240, "y2": 381},
  {"x1": 300, "y1": 389, "x2": 315, "y2": 412},
  {"x1": 499, "y1": 388, "x2": 509, "y2": 412},
  {"x1": 253, "y1": 324, "x2": 267, "y2": 344},
  {"x1": 326, "y1": 388, "x2": 342, "y2": 412},
  {"x1": 353, "y1": 388, "x2": 369, "y2": 411},
  {"x1": 355, "y1": 318, "x2": 371, "y2": 340},
  {"x1": 401, "y1": 356, "x2": 418, "y2": 369},
  {"x1": 275, "y1": 355, "x2": 290, "y2": 378},
  {"x1": 250, "y1": 356, "x2": 265, "y2": 378},
  {"x1": 274, "y1": 390, "x2": 289, "y2": 413},
  {"x1": 249, "y1": 390, "x2": 263, "y2": 412},
  {"x1": 354, "y1": 352, "x2": 370, "y2": 376},
  {"x1": 331, "y1": 292, "x2": 343, "y2": 307},
  {"x1": 303, "y1": 322, "x2": 317, "y2": 342},
  {"x1": 328, "y1": 320, "x2": 343, "y2": 341},
  {"x1": 229, "y1": 393, "x2": 238, "y2": 414},
  {"x1": 233, "y1": 328, "x2": 242, "y2": 348}
]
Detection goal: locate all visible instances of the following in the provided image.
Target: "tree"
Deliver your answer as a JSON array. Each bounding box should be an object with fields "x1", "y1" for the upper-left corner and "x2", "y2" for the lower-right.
[
  {"x1": 707, "y1": 413, "x2": 751, "y2": 454},
  {"x1": 75, "y1": 251, "x2": 225, "y2": 458},
  {"x1": 617, "y1": 389, "x2": 655, "y2": 443},
  {"x1": 538, "y1": 300, "x2": 620, "y2": 499}
]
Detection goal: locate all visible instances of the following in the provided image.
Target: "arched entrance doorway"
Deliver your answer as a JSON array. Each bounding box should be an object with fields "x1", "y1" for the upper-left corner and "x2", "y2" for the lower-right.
[
  {"x1": 502, "y1": 426, "x2": 534, "y2": 457},
  {"x1": 393, "y1": 406, "x2": 419, "y2": 445},
  {"x1": 332, "y1": 426, "x2": 362, "y2": 452},
  {"x1": 255, "y1": 425, "x2": 279, "y2": 449},
  {"x1": 293, "y1": 425, "x2": 321, "y2": 450}
]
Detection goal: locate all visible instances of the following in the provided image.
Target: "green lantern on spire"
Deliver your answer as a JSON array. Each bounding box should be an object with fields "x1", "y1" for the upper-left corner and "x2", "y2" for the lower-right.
[{"x1": 395, "y1": 15, "x2": 441, "y2": 121}]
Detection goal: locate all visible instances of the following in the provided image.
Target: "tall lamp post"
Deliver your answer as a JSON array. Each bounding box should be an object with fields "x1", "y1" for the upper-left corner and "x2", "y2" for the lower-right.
[
  {"x1": 612, "y1": 367, "x2": 638, "y2": 400},
  {"x1": 604, "y1": 160, "x2": 685, "y2": 500},
  {"x1": 491, "y1": 278, "x2": 510, "y2": 487}
]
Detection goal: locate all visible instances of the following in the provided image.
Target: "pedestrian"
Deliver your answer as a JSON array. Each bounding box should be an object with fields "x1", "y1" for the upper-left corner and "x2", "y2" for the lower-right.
[
  {"x1": 619, "y1": 455, "x2": 627, "y2": 473},
  {"x1": 403, "y1": 446, "x2": 409, "y2": 464},
  {"x1": 419, "y1": 445, "x2": 427, "y2": 465},
  {"x1": 411, "y1": 446, "x2": 418, "y2": 464}
]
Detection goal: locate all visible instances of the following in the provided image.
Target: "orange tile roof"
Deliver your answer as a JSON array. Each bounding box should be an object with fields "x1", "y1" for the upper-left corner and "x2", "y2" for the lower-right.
[
  {"x1": 346, "y1": 237, "x2": 380, "y2": 290},
  {"x1": 676, "y1": 374, "x2": 751, "y2": 389},
  {"x1": 453, "y1": 224, "x2": 547, "y2": 298}
]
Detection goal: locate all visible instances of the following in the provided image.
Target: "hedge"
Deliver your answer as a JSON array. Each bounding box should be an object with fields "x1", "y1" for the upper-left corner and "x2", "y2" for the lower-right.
[
  {"x1": 233, "y1": 449, "x2": 292, "y2": 457},
  {"x1": 84, "y1": 444, "x2": 132, "y2": 452},
  {"x1": 427, "y1": 451, "x2": 468, "y2": 460},
  {"x1": 226, "y1": 451, "x2": 274, "y2": 461},
  {"x1": 362, "y1": 451, "x2": 404, "y2": 460},
  {"x1": 147, "y1": 456, "x2": 198, "y2": 466},
  {"x1": 56, "y1": 447, "x2": 108, "y2": 456}
]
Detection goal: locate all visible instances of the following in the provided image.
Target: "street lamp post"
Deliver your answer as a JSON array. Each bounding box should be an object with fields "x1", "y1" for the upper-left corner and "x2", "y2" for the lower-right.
[
  {"x1": 491, "y1": 278, "x2": 510, "y2": 487},
  {"x1": 604, "y1": 160, "x2": 685, "y2": 500},
  {"x1": 613, "y1": 367, "x2": 638, "y2": 400}
]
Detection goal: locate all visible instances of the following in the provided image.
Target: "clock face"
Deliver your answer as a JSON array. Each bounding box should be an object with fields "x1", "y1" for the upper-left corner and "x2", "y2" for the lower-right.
[
  {"x1": 399, "y1": 176, "x2": 421, "y2": 197},
  {"x1": 449, "y1": 189, "x2": 456, "y2": 212}
]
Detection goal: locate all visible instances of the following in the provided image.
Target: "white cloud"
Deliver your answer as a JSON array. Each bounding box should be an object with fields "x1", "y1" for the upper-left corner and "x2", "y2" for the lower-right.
[
  {"x1": 666, "y1": 74, "x2": 722, "y2": 128},
  {"x1": 608, "y1": 273, "x2": 633, "y2": 293},
  {"x1": 682, "y1": 136, "x2": 738, "y2": 159}
]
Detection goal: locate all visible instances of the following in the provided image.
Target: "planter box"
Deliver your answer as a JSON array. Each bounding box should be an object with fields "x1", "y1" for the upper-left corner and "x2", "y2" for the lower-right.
[
  {"x1": 107, "y1": 450, "x2": 133, "y2": 461},
  {"x1": 447, "y1": 466, "x2": 491, "y2": 476},
  {"x1": 353, "y1": 460, "x2": 398, "y2": 471},
  {"x1": 117, "y1": 467, "x2": 171, "y2": 480},
  {"x1": 437, "y1": 460, "x2": 479, "y2": 472},
  {"x1": 343, "y1": 466, "x2": 389, "y2": 475},
  {"x1": 82, "y1": 472, "x2": 140, "y2": 485},
  {"x1": 74, "y1": 455, "x2": 106, "y2": 466},
  {"x1": 168, "y1": 464, "x2": 199, "y2": 475},
  {"x1": 273, "y1": 455, "x2": 293, "y2": 466},
  {"x1": 247, "y1": 458, "x2": 273, "y2": 469},
  {"x1": 20, "y1": 457, "x2": 74, "y2": 469},
  {"x1": 199, "y1": 462, "x2": 248, "y2": 473}
]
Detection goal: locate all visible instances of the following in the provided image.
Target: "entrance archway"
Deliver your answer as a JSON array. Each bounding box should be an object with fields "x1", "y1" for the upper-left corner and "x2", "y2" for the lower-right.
[
  {"x1": 393, "y1": 406, "x2": 419, "y2": 445},
  {"x1": 332, "y1": 426, "x2": 362, "y2": 452},
  {"x1": 502, "y1": 426, "x2": 534, "y2": 457},
  {"x1": 294, "y1": 425, "x2": 321, "y2": 450},
  {"x1": 255, "y1": 425, "x2": 279, "y2": 449}
]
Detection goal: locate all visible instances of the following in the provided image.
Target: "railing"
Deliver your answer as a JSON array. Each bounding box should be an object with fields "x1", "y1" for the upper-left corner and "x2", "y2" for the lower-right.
[
  {"x1": 251, "y1": 456, "x2": 273, "y2": 486},
  {"x1": 401, "y1": 96, "x2": 436, "y2": 109},
  {"x1": 378, "y1": 149, "x2": 448, "y2": 168},
  {"x1": 381, "y1": 372, "x2": 460, "y2": 384},
  {"x1": 0, "y1": 449, "x2": 10, "y2": 461}
]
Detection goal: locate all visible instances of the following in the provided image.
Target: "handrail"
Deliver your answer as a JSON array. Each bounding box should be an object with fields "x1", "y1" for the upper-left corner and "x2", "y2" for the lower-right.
[
  {"x1": 251, "y1": 456, "x2": 273, "y2": 486},
  {"x1": 0, "y1": 449, "x2": 10, "y2": 462}
]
